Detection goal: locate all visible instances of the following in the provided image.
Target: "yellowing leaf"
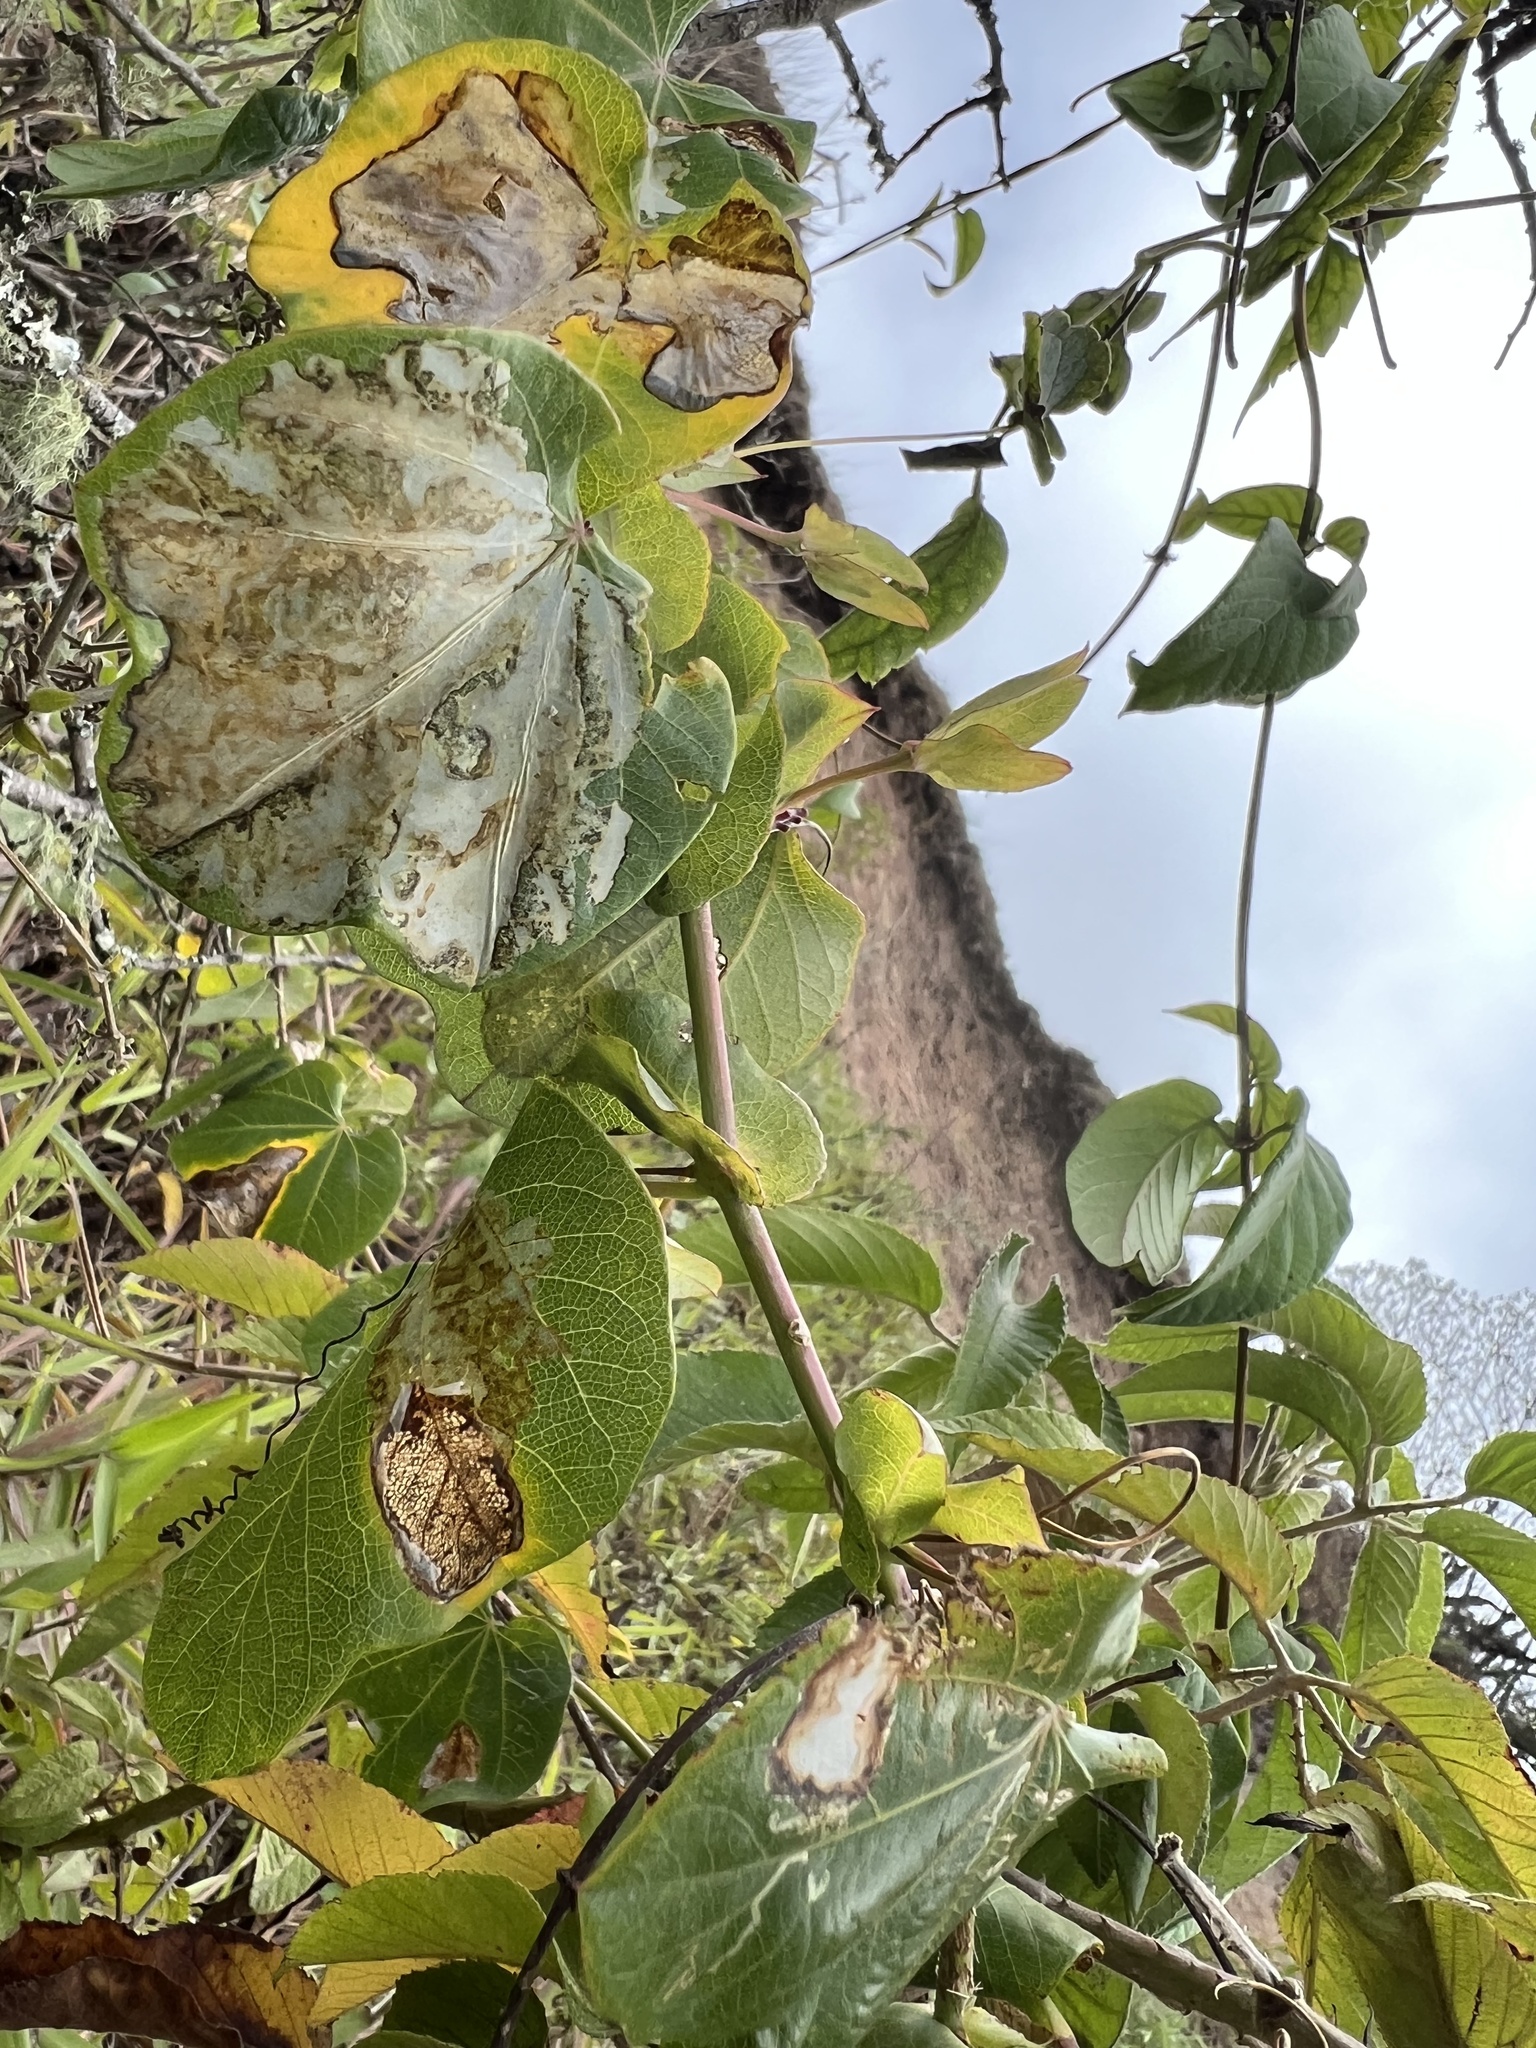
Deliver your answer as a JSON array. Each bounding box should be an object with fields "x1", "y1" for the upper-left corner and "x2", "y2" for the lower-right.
[
  {"x1": 125, "y1": 1239, "x2": 344, "y2": 1320},
  {"x1": 797, "y1": 506, "x2": 929, "y2": 627},
  {"x1": 1351, "y1": 1655, "x2": 1536, "y2": 1897},
  {"x1": 585, "y1": 1676, "x2": 708, "y2": 1741},
  {"x1": 835, "y1": 1389, "x2": 947, "y2": 1548},
  {"x1": 528, "y1": 1542, "x2": 609, "y2": 1666},
  {"x1": 930, "y1": 1470, "x2": 1043, "y2": 1551},
  {"x1": 208, "y1": 1759, "x2": 449, "y2": 1885},
  {"x1": 923, "y1": 652, "x2": 1087, "y2": 750},
  {"x1": 912, "y1": 726, "x2": 1072, "y2": 793},
  {"x1": 450, "y1": 1820, "x2": 580, "y2": 1888},
  {"x1": 667, "y1": 1238, "x2": 722, "y2": 1300},
  {"x1": 287, "y1": 1869, "x2": 545, "y2": 1968},
  {"x1": 249, "y1": 40, "x2": 809, "y2": 499}
]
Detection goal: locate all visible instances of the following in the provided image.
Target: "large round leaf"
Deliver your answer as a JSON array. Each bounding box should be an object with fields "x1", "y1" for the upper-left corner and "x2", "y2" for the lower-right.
[
  {"x1": 246, "y1": 40, "x2": 809, "y2": 498},
  {"x1": 77, "y1": 327, "x2": 733, "y2": 990}
]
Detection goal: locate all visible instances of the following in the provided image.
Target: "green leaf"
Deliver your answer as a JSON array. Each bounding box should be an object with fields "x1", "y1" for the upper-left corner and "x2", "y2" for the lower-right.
[
  {"x1": 54, "y1": 1582, "x2": 161, "y2": 1679},
  {"x1": 1351, "y1": 1655, "x2": 1536, "y2": 1896},
  {"x1": 1047, "y1": 1337, "x2": 1130, "y2": 1457},
  {"x1": 1108, "y1": 60, "x2": 1224, "y2": 169},
  {"x1": 1268, "y1": 7, "x2": 1402, "y2": 179},
  {"x1": 972, "y1": 1880, "x2": 1098, "y2": 2007},
  {"x1": 78, "y1": 326, "x2": 736, "y2": 993},
  {"x1": 1204, "y1": 1702, "x2": 1332, "y2": 1896},
  {"x1": 339, "y1": 1615, "x2": 571, "y2": 1812},
  {"x1": 578, "y1": 1617, "x2": 1163, "y2": 2048},
  {"x1": 1344, "y1": 1525, "x2": 1430, "y2": 1676},
  {"x1": 929, "y1": 207, "x2": 986, "y2": 295},
  {"x1": 777, "y1": 675, "x2": 872, "y2": 793},
  {"x1": 860, "y1": 2007, "x2": 957, "y2": 2048},
  {"x1": 1134, "y1": 1100, "x2": 1351, "y2": 1326},
  {"x1": 601, "y1": 484, "x2": 710, "y2": 652},
  {"x1": 930, "y1": 1469, "x2": 1043, "y2": 1550},
  {"x1": 835, "y1": 1390, "x2": 947, "y2": 1547},
  {"x1": 937, "y1": 1237, "x2": 1065, "y2": 1419},
  {"x1": 967, "y1": 1551, "x2": 1147, "y2": 1700},
  {"x1": 1036, "y1": 310, "x2": 1113, "y2": 415},
  {"x1": 45, "y1": 87, "x2": 339, "y2": 200},
  {"x1": 644, "y1": 1351, "x2": 813, "y2": 1474},
  {"x1": 1259, "y1": 1281, "x2": 1425, "y2": 1445},
  {"x1": 1422, "y1": 1508, "x2": 1536, "y2": 1644},
  {"x1": 1065, "y1": 1079, "x2": 1227, "y2": 1283},
  {"x1": 1189, "y1": 18, "x2": 1269, "y2": 95},
  {"x1": 909, "y1": 725, "x2": 1071, "y2": 794},
  {"x1": 1322, "y1": 514, "x2": 1370, "y2": 563},
  {"x1": 1174, "y1": 1001, "x2": 1282, "y2": 1082},
  {"x1": 648, "y1": 700, "x2": 785, "y2": 914},
  {"x1": 144, "y1": 1347, "x2": 441, "y2": 1781},
  {"x1": 713, "y1": 834, "x2": 865, "y2": 1074},
  {"x1": 1242, "y1": 17, "x2": 1476, "y2": 300},
  {"x1": 1113, "y1": 1341, "x2": 1371, "y2": 1481},
  {"x1": 1245, "y1": 238, "x2": 1365, "y2": 415},
  {"x1": 669, "y1": 573, "x2": 789, "y2": 710},
  {"x1": 0, "y1": 1741, "x2": 114, "y2": 1847},
  {"x1": 1127, "y1": 520, "x2": 1365, "y2": 712},
  {"x1": 920, "y1": 652, "x2": 1087, "y2": 753},
  {"x1": 78, "y1": 1452, "x2": 257, "y2": 1607},
  {"x1": 1201, "y1": 486, "x2": 1313, "y2": 546},
  {"x1": 431, "y1": 830, "x2": 860, "y2": 1113},
  {"x1": 596, "y1": 988, "x2": 825, "y2": 1204},
  {"x1": 288, "y1": 1869, "x2": 545, "y2": 1968},
  {"x1": 796, "y1": 507, "x2": 928, "y2": 628},
  {"x1": 677, "y1": 1204, "x2": 942, "y2": 1314},
  {"x1": 263, "y1": 1124, "x2": 407, "y2": 1270},
  {"x1": 821, "y1": 497, "x2": 1008, "y2": 685},
  {"x1": 1464, "y1": 1432, "x2": 1536, "y2": 1514},
  {"x1": 388, "y1": 1961, "x2": 538, "y2": 2048},
  {"x1": 1134, "y1": 1681, "x2": 1210, "y2": 1866},
  {"x1": 124, "y1": 1239, "x2": 344, "y2": 1319}
]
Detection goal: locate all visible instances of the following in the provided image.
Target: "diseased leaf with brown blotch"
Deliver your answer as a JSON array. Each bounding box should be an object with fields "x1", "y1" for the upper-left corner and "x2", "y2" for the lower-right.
[
  {"x1": 77, "y1": 327, "x2": 737, "y2": 991},
  {"x1": 246, "y1": 40, "x2": 809, "y2": 488},
  {"x1": 372, "y1": 1386, "x2": 525, "y2": 1599},
  {"x1": 0, "y1": 1919, "x2": 325, "y2": 2048}
]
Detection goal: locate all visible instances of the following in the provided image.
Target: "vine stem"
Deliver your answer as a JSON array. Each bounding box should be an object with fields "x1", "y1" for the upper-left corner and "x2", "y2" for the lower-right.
[
  {"x1": 1213, "y1": 691, "x2": 1276, "y2": 1635},
  {"x1": 678, "y1": 905, "x2": 912, "y2": 1610}
]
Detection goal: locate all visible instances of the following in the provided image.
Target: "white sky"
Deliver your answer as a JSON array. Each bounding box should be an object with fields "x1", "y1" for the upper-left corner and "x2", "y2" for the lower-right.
[{"x1": 761, "y1": 0, "x2": 1536, "y2": 1295}]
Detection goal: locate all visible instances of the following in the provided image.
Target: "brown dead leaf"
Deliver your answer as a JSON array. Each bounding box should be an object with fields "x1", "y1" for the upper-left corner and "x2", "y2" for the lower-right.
[
  {"x1": 0, "y1": 1919, "x2": 325, "y2": 2048},
  {"x1": 767, "y1": 1621, "x2": 904, "y2": 1812}
]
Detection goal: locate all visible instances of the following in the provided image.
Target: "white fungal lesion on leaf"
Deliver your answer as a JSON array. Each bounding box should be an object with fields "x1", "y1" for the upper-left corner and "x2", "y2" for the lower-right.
[
  {"x1": 98, "y1": 339, "x2": 648, "y2": 987},
  {"x1": 767, "y1": 1623, "x2": 908, "y2": 1821}
]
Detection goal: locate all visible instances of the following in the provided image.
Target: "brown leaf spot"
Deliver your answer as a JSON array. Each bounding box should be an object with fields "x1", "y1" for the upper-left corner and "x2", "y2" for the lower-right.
[
  {"x1": 623, "y1": 201, "x2": 807, "y2": 414},
  {"x1": 767, "y1": 1622, "x2": 904, "y2": 1811},
  {"x1": 332, "y1": 72, "x2": 617, "y2": 333},
  {"x1": 371, "y1": 1384, "x2": 523, "y2": 1600},
  {"x1": 420, "y1": 1719, "x2": 483, "y2": 1791},
  {"x1": 0, "y1": 1918, "x2": 325, "y2": 2048},
  {"x1": 189, "y1": 1146, "x2": 307, "y2": 1238}
]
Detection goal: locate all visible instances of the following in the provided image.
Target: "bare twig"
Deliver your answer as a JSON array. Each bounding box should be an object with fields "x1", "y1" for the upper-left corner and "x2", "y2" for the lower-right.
[
  {"x1": 683, "y1": 0, "x2": 885, "y2": 52},
  {"x1": 57, "y1": 31, "x2": 125, "y2": 137},
  {"x1": 1479, "y1": 55, "x2": 1536, "y2": 366},
  {"x1": 1002, "y1": 1871, "x2": 1370, "y2": 2048},
  {"x1": 76, "y1": 0, "x2": 222, "y2": 106},
  {"x1": 824, "y1": 19, "x2": 896, "y2": 179},
  {"x1": 0, "y1": 765, "x2": 97, "y2": 826},
  {"x1": 962, "y1": 0, "x2": 1009, "y2": 183}
]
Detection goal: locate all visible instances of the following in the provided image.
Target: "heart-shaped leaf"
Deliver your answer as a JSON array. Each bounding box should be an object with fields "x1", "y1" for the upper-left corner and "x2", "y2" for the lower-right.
[{"x1": 79, "y1": 327, "x2": 738, "y2": 992}]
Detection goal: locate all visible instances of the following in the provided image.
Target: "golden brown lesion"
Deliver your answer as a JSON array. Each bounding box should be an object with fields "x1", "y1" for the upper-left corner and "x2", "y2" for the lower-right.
[
  {"x1": 371, "y1": 1382, "x2": 525, "y2": 1601},
  {"x1": 325, "y1": 75, "x2": 808, "y2": 415},
  {"x1": 767, "y1": 1623, "x2": 907, "y2": 1814},
  {"x1": 332, "y1": 72, "x2": 620, "y2": 334}
]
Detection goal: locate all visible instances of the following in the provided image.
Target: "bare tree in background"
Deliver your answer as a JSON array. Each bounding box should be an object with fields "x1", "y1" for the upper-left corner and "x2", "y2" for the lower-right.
[{"x1": 1344, "y1": 1258, "x2": 1536, "y2": 1759}]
